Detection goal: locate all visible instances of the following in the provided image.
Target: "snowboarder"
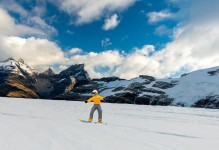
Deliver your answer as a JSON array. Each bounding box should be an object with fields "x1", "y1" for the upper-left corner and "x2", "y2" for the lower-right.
[{"x1": 85, "y1": 90, "x2": 104, "y2": 123}]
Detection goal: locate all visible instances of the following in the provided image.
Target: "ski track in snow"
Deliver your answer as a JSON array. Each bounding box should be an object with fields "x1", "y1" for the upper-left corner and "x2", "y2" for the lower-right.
[{"x1": 0, "y1": 97, "x2": 219, "y2": 150}]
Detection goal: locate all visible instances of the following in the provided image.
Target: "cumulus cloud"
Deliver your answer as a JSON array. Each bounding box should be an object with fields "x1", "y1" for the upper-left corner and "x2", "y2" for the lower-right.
[
  {"x1": 59, "y1": 65, "x2": 68, "y2": 71},
  {"x1": 50, "y1": 0, "x2": 137, "y2": 24},
  {"x1": 113, "y1": 45, "x2": 158, "y2": 79},
  {"x1": 0, "y1": 8, "x2": 44, "y2": 36},
  {"x1": 0, "y1": 36, "x2": 67, "y2": 67},
  {"x1": 68, "y1": 48, "x2": 83, "y2": 54},
  {"x1": 147, "y1": 10, "x2": 174, "y2": 23},
  {"x1": 133, "y1": 45, "x2": 155, "y2": 56},
  {"x1": 63, "y1": 45, "x2": 158, "y2": 79},
  {"x1": 102, "y1": 14, "x2": 120, "y2": 30},
  {"x1": 69, "y1": 50, "x2": 124, "y2": 78},
  {"x1": 0, "y1": 0, "x2": 57, "y2": 37}
]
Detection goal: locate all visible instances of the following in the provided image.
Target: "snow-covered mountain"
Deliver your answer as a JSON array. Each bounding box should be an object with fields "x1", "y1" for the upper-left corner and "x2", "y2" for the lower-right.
[
  {"x1": 67, "y1": 67, "x2": 219, "y2": 109},
  {"x1": 0, "y1": 97, "x2": 218, "y2": 150},
  {"x1": 0, "y1": 58, "x2": 219, "y2": 109},
  {"x1": 0, "y1": 58, "x2": 38, "y2": 77},
  {"x1": 0, "y1": 58, "x2": 39, "y2": 98},
  {"x1": 0, "y1": 58, "x2": 91, "y2": 99},
  {"x1": 59, "y1": 64, "x2": 91, "y2": 83}
]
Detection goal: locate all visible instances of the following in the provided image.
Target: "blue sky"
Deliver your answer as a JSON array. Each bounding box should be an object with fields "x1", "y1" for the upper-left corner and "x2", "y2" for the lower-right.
[
  {"x1": 0, "y1": 0, "x2": 219, "y2": 79},
  {"x1": 53, "y1": 0, "x2": 177, "y2": 52},
  {"x1": 11, "y1": 0, "x2": 178, "y2": 52}
]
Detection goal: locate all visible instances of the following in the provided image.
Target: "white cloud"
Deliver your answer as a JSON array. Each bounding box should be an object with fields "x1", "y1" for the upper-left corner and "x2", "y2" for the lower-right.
[
  {"x1": 102, "y1": 14, "x2": 120, "y2": 30},
  {"x1": 51, "y1": 0, "x2": 137, "y2": 24},
  {"x1": 0, "y1": 8, "x2": 44, "y2": 36},
  {"x1": 0, "y1": 1, "x2": 62, "y2": 73},
  {"x1": 101, "y1": 38, "x2": 112, "y2": 49},
  {"x1": 154, "y1": 25, "x2": 172, "y2": 36},
  {"x1": 59, "y1": 65, "x2": 68, "y2": 71},
  {"x1": 27, "y1": 16, "x2": 57, "y2": 36},
  {"x1": 32, "y1": 4, "x2": 46, "y2": 17},
  {"x1": 0, "y1": 0, "x2": 29, "y2": 17},
  {"x1": 133, "y1": 45, "x2": 155, "y2": 56},
  {"x1": 113, "y1": 45, "x2": 158, "y2": 79},
  {"x1": 0, "y1": 0, "x2": 57, "y2": 37},
  {"x1": 62, "y1": 46, "x2": 158, "y2": 79},
  {"x1": 147, "y1": 10, "x2": 174, "y2": 23},
  {"x1": 0, "y1": 36, "x2": 67, "y2": 67},
  {"x1": 69, "y1": 50, "x2": 123, "y2": 78},
  {"x1": 68, "y1": 48, "x2": 83, "y2": 54}
]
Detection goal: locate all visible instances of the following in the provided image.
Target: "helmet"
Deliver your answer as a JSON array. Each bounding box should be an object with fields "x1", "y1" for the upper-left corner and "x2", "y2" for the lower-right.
[{"x1": 92, "y1": 90, "x2": 98, "y2": 94}]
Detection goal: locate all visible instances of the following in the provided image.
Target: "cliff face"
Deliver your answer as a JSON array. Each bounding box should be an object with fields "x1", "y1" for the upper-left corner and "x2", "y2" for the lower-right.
[
  {"x1": 0, "y1": 58, "x2": 39, "y2": 98},
  {"x1": 33, "y1": 64, "x2": 91, "y2": 99}
]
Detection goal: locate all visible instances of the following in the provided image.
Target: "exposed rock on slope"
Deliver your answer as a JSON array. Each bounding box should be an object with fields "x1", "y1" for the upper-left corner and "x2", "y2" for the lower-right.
[
  {"x1": 34, "y1": 64, "x2": 91, "y2": 99},
  {"x1": 0, "y1": 58, "x2": 39, "y2": 98}
]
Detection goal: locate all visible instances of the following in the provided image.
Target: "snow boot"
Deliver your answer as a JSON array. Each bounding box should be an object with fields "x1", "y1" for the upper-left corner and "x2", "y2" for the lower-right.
[
  {"x1": 88, "y1": 118, "x2": 93, "y2": 122},
  {"x1": 98, "y1": 119, "x2": 102, "y2": 124}
]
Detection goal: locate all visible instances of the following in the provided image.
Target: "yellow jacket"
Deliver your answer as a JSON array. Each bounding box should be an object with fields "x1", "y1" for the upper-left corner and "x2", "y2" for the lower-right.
[{"x1": 87, "y1": 95, "x2": 104, "y2": 104}]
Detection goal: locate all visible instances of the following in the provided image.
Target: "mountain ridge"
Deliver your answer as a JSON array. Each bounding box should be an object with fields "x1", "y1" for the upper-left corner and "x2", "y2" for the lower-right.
[{"x1": 0, "y1": 58, "x2": 219, "y2": 109}]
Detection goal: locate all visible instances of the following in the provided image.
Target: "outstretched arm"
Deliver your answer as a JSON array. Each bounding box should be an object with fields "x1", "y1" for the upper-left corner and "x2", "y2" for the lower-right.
[
  {"x1": 85, "y1": 97, "x2": 94, "y2": 103},
  {"x1": 100, "y1": 96, "x2": 105, "y2": 101}
]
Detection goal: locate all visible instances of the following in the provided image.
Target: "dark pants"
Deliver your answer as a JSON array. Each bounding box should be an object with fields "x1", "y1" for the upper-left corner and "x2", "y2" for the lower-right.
[{"x1": 89, "y1": 104, "x2": 102, "y2": 120}]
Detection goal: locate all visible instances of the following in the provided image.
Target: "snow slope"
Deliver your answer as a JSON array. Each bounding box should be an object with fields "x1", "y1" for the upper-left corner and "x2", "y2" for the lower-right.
[
  {"x1": 93, "y1": 66, "x2": 219, "y2": 107},
  {"x1": 165, "y1": 67, "x2": 219, "y2": 106},
  {"x1": 0, "y1": 97, "x2": 219, "y2": 150}
]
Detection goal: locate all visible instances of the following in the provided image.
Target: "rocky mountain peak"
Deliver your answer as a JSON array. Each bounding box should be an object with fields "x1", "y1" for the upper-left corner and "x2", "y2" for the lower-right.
[
  {"x1": 0, "y1": 58, "x2": 39, "y2": 98},
  {"x1": 0, "y1": 58, "x2": 38, "y2": 77},
  {"x1": 41, "y1": 67, "x2": 55, "y2": 76},
  {"x1": 59, "y1": 64, "x2": 91, "y2": 82}
]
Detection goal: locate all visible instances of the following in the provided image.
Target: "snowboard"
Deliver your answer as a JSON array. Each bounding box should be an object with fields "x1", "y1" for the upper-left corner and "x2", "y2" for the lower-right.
[{"x1": 79, "y1": 119, "x2": 107, "y2": 125}]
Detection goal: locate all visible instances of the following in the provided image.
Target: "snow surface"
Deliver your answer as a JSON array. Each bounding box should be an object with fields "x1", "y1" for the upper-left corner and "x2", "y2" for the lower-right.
[{"x1": 0, "y1": 97, "x2": 218, "y2": 150}]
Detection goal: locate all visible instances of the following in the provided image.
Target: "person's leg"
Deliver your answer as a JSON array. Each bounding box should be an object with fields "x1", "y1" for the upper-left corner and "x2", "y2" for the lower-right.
[
  {"x1": 89, "y1": 105, "x2": 97, "y2": 122},
  {"x1": 97, "y1": 105, "x2": 102, "y2": 123}
]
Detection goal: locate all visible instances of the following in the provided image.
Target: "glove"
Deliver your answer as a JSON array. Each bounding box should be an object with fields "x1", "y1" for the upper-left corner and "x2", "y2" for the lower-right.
[{"x1": 85, "y1": 101, "x2": 88, "y2": 103}]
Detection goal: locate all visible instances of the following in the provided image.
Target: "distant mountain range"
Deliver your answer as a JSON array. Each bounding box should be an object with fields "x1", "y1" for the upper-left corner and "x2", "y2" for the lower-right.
[
  {"x1": 0, "y1": 58, "x2": 219, "y2": 109},
  {"x1": 0, "y1": 58, "x2": 90, "y2": 99}
]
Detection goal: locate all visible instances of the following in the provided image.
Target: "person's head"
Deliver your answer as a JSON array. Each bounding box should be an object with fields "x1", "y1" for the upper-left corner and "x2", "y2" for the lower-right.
[{"x1": 92, "y1": 90, "x2": 98, "y2": 96}]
